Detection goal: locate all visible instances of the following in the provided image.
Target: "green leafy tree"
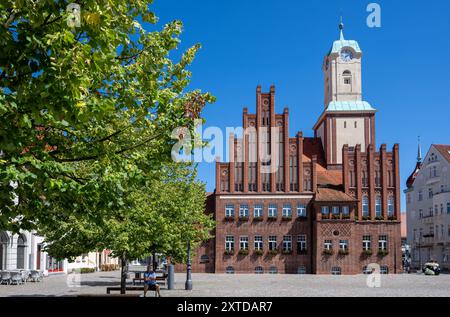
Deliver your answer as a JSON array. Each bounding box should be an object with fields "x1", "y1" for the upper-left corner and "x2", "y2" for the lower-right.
[{"x1": 0, "y1": 0, "x2": 215, "y2": 292}]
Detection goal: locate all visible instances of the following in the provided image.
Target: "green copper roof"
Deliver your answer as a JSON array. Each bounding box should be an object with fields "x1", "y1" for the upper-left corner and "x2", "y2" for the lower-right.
[
  {"x1": 325, "y1": 101, "x2": 376, "y2": 112},
  {"x1": 328, "y1": 22, "x2": 362, "y2": 55},
  {"x1": 329, "y1": 39, "x2": 362, "y2": 54}
]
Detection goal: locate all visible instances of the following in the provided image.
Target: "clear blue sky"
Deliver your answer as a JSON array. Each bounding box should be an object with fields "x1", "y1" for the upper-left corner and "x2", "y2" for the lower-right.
[{"x1": 150, "y1": 0, "x2": 450, "y2": 209}]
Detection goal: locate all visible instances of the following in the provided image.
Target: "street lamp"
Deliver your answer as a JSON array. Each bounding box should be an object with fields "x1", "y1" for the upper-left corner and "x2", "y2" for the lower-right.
[{"x1": 185, "y1": 240, "x2": 192, "y2": 290}]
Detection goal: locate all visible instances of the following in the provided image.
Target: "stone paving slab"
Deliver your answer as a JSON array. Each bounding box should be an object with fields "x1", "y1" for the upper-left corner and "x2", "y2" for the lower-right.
[{"x1": 0, "y1": 271, "x2": 449, "y2": 297}]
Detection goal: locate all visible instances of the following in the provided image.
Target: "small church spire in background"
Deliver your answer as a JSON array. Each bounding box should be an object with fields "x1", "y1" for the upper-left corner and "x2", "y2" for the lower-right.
[
  {"x1": 339, "y1": 17, "x2": 345, "y2": 40},
  {"x1": 417, "y1": 136, "x2": 422, "y2": 163}
]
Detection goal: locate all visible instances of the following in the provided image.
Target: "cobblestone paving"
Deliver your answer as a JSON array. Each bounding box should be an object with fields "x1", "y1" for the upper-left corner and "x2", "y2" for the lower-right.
[{"x1": 0, "y1": 271, "x2": 449, "y2": 297}]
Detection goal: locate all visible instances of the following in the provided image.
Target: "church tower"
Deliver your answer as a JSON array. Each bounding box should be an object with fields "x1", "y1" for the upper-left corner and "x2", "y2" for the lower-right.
[{"x1": 314, "y1": 22, "x2": 376, "y2": 167}]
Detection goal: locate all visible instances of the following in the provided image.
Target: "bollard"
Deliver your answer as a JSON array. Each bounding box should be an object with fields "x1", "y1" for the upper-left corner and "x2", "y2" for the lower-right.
[{"x1": 168, "y1": 264, "x2": 175, "y2": 290}]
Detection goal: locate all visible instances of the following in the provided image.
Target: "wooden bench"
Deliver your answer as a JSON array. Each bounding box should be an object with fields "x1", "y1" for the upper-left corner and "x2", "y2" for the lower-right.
[
  {"x1": 132, "y1": 276, "x2": 166, "y2": 286},
  {"x1": 106, "y1": 286, "x2": 144, "y2": 294}
]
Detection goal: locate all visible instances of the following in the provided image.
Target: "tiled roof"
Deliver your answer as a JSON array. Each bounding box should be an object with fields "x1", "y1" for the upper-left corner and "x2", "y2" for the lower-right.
[
  {"x1": 303, "y1": 137, "x2": 326, "y2": 167},
  {"x1": 406, "y1": 162, "x2": 421, "y2": 189},
  {"x1": 325, "y1": 101, "x2": 376, "y2": 112},
  {"x1": 433, "y1": 144, "x2": 450, "y2": 164},
  {"x1": 315, "y1": 188, "x2": 357, "y2": 202},
  {"x1": 317, "y1": 170, "x2": 342, "y2": 186}
]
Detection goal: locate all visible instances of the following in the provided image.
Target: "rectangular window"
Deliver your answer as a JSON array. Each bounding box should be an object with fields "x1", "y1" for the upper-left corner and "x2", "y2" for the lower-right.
[
  {"x1": 225, "y1": 205, "x2": 235, "y2": 218},
  {"x1": 447, "y1": 203, "x2": 450, "y2": 214},
  {"x1": 283, "y1": 236, "x2": 292, "y2": 252},
  {"x1": 418, "y1": 191, "x2": 423, "y2": 201},
  {"x1": 332, "y1": 206, "x2": 340, "y2": 215},
  {"x1": 339, "y1": 240, "x2": 349, "y2": 251},
  {"x1": 254, "y1": 236, "x2": 263, "y2": 251},
  {"x1": 254, "y1": 205, "x2": 263, "y2": 219},
  {"x1": 321, "y1": 206, "x2": 329, "y2": 215},
  {"x1": 268, "y1": 236, "x2": 277, "y2": 251},
  {"x1": 297, "y1": 204, "x2": 307, "y2": 218},
  {"x1": 342, "y1": 206, "x2": 350, "y2": 215},
  {"x1": 362, "y1": 235, "x2": 371, "y2": 251},
  {"x1": 240, "y1": 236, "x2": 249, "y2": 250},
  {"x1": 225, "y1": 236, "x2": 234, "y2": 251},
  {"x1": 282, "y1": 204, "x2": 292, "y2": 218},
  {"x1": 297, "y1": 235, "x2": 307, "y2": 252},
  {"x1": 324, "y1": 240, "x2": 332, "y2": 250},
  {"x1": 428, "y1": 188, "x2": 433, "y2": 199},
  {"x1": 344, "y1": 78, "x2": 351, "y2": 85},
  {"x1": 378, "y1": 235, "x2": 388, "y2": 251},
  {"x1": 239, "y1": 204, "x2": 249, "y2": 218},
  {"x1": 268, "y1": 204, "x2": 278, "y2": 218}
]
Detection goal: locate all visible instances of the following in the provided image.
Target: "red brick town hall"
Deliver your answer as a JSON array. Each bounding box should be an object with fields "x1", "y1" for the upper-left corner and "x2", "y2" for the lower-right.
[{"x1": 187, "y1": 24, "x2": 401, "y2": 275}]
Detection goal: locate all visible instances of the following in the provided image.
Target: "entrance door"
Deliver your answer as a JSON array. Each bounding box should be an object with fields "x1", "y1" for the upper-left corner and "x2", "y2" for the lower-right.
[{"x1": 36, "y1": 245, "x2": 42, "y2": 270}]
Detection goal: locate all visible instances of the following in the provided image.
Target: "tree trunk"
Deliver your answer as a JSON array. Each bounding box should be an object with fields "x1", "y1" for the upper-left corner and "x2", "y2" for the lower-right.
[
  {"x1": 120, "y1": 255, "x2": 127, "y2": 295},
  {"x1": 152, "y1": 252, "x2": 157, "y2": 271}
]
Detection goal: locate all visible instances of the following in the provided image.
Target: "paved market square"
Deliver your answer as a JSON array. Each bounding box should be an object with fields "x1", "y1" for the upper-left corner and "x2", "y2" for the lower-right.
[{"x1": 0, "y1": 271, "x2": 449, "y2": 297}]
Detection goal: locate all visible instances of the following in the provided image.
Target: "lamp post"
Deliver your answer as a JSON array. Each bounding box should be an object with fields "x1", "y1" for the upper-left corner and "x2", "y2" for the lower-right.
[{"x1": 185, "y1": 240, "x2": 192, "y2": 290}]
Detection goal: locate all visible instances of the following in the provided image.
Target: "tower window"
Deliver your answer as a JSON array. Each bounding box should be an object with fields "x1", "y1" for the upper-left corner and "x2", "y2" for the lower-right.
[
  {"x1": 344, "y1": 121, "x2": 347, "y2": 128},
  {"x1": 344, "y1": 78, "x2": 351, "y2": 85},
  {"x1": 354, "y1": 121, "x2": 357, "y2": 128}
]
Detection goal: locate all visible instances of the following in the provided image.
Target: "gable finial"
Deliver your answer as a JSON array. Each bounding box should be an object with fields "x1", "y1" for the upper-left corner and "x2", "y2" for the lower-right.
[
  {"x1": 417, "y1": 136, "x2": 422, "y2": 163},
  {"x1": 339, "y1": 17, "x2": 345, "y2": 41}
]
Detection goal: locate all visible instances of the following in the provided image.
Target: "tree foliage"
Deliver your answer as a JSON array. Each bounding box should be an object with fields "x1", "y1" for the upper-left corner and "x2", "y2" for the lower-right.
[{"x1": 0, "y1": 0, "x2": 215, "y2": 261}]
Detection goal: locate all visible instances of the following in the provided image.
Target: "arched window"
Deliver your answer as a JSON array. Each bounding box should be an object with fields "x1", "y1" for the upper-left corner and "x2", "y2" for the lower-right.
[
  {"x1": 0, "y1": 232, "x2": 9, "y2": 270},
  {"x1": 255, "y1": 266, "x2": 264, "y2": 274},
  {"x1": 343, "y1": 70, "x2": 352, "y2": 85},
  {"x1": 16, "y1": 234, "x2": 27, "y2": 269},
  {"x1": 225, "y1": 266, "x2": 235, "y2": 274},
  {"x1": 362, "y1": 196, "x2": 369, "y2": 217},
  {"x1": 375, "y1": 196, "x2": 382, "y2": 218},
  {"x1": 269, "y1": 266, "x2": 278, "y2": 274},
  {"x1": 297, "y1": 266, "x2": 306, "y2": 274},
  {"x1": 387, "y1": 196, "x2": 395, "y2": 217},
  {"x1": 200, "y1": 255, "x2": 209, "y2": 263}
]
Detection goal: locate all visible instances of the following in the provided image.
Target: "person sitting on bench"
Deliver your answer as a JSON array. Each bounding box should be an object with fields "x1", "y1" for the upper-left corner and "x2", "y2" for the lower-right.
[{"x1": 143, "y1": 265, "x2": 161, "y2": 297}]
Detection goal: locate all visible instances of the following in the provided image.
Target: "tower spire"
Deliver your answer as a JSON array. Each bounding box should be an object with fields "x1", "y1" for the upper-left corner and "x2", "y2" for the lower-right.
[
  {"x1": 417, "y1": 136, "x2": 422, "y2": 163},
  {"x1": 339, "y1": 17, "x2": 345, "y2": 40}
]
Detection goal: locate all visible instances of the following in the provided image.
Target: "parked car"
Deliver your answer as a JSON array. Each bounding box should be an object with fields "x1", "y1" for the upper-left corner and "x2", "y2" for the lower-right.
[{"x1": 423, "y1": 261, "x2": 440, "y2": 275}]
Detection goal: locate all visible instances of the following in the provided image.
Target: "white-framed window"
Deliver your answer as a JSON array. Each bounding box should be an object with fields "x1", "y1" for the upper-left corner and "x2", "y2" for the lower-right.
[
  {"x1": 240, "y1": 236, "x2": 249, "y2": 250},
  {"x1": 362, "y1": 196, "x2": 369, "y2": 217},
  {"x1": 282, "y1": 204, "x2": 292, "y2": 218},
  {"x1": 226, "y1": 266, "x2": 235, "y2": 274},
  {"x1": 225, "y1": 204, "x2": 235, "y2": 218},
  {"x1": 268, "y1": 236, "x2": 277, "y2": 251},
  {"x1": 254, "y1": 236, "x2": 263, "y2": 251},
  {"x1": 324, "y1": 239, "x2": 332, "y2": 250},
  {"x1": 387, "y1": 197, "x2": 394, "y2": 216},
  {"x1": 321, "y1": 206, "x2": 329, "y2": 215},
  {"x1": 297, "y1": 235, "x2": 307, "y2": 252},
  {"x1": 375, "y1": 196, "x2": 382, "y2": 217},
  {"x1": 379, "y1": 235, "x2": 388, "y2": 251},
  {"x1": 332, "y1": 206, "x2": 340, "y2": 215},
  {"x1": 283, "y1": 236, "x2": 292, "y2": 252},
  {"x1": 254, "y1": 204, "x2": 263, "y2": 218},
  {"x1": 362, "y1": 235, "x2": 371, "y2": 251},
  {"x1": 225, "y1": 236, "x2": 234, "y2": 251},
  {"x1": 268, "y1": 204, "x2": 278, "y2": 218},
  {"x1": 331, "y1": 267, "x2": 341, "y2": 275},
  {"x1": 297, "y1": 204, "x2": 307, "y2": 218},
  {"x1": 239, "y1": 204, "x2": 249, "y2": 218},
  {"x1": 418, "y1": 190, "x2": 423, "y2": 201},
  {"x1": 269, "y1": 266, "x2": 278, "y2": 274},
  {"x1": 255, "y1": 266, "x2": 264, "y2": 274},
  {"x1": 297, "y1": 266, "x2": 306, "y2": 274},
  {"x1": 339, "y1": 240, "x2": 349, "y2": 251},
  {"x1": 380, "y1": 266, "x2": 389, "y2": 274},
  {"x1": 428, "y1": 188, "x2": 433, "y2": 199},
  {"x1": 342, "y1": 206, "x2": 350, "y2": 215},
  {"x1": 362, "y1": 266, "x2": 372, "y2": 274}
]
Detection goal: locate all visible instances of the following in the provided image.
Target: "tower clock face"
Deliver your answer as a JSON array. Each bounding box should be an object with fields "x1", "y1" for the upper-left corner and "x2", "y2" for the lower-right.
[{"x1": 341, "y1": 49, "x2": 353, "y2": 62}]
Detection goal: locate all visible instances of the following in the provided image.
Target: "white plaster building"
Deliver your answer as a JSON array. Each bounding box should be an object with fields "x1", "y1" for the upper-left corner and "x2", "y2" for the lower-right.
[
  {"x1": 405, "y1": 144, "x2": 450, "y2": 271},
  {"x1": 0, "y1": 230, "x2": 68, "y2": 275}
]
